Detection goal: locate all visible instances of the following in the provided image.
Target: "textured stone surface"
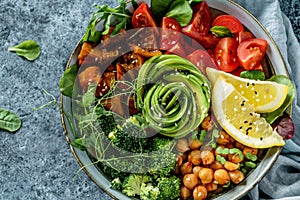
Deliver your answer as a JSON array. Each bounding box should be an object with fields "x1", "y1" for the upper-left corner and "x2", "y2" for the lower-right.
[{"x1": 0, "y1": 1, "x2": 299, "y2": 200}]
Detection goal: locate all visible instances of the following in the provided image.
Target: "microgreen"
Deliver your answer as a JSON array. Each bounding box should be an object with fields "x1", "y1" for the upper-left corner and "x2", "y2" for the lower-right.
[{"x1": 8, "y1": 40, "x2": 41, "y2": 61}]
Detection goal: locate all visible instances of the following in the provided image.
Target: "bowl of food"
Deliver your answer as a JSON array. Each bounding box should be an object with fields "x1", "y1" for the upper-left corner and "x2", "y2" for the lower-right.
[{"x1": 60, "y1": 0, "x2": 295, "y2": 199}]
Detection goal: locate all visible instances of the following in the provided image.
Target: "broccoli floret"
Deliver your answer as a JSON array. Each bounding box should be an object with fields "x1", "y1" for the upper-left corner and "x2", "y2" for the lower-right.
[
  {"x1": 157, "y1": 176, "x2": 181, "y2": 200},
  {"x1": 149, "y1": 136, "x2": 174, "y2": 151},
  {"x1": 122, "y1": 174, "x2": 152, "y2": 197},
  {"x1": 140, "y1": 183, "x2": 160, "y2": 200},
  {"x1": 110, "y1": 177, "x2": 123, "y2": 191},
  {"x1": 108, "y1": 121, "x2": 149, "y2": 153},
  {"x1": 96, "y1": 107, "x2": 119, "y2": 135}
]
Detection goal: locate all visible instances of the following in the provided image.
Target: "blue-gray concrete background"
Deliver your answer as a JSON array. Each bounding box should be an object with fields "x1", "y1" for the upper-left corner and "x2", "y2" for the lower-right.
[{"x1": 0, "y1": 0, "x2": 299, "y2": 200}]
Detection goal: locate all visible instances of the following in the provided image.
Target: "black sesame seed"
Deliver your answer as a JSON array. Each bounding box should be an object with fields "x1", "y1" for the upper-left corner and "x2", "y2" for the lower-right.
[
  {"x1": 239, "y1": 126, "x2": 243, "y2": 130},
  {"x1": 247, "y1": 83, "x2": 250, "y2": 87},
  {"x1": 260, "y1": 137, "x2": 263, "y2": 141},
  {"x1": 250, "y1": 113, "x2": 253, "y2": 116},
  {"x1": 249, "y1": 123, "x2": 252, "y2": 126},
  {"x1": 244, "y1": 121, "x2": 248, "y2": 124},
  {"x1": 255, "y1": 91, "x2": 258, "y2": 95},
  {"x1": 252, "y1": 83, "x2": 255, "y2": 86}
]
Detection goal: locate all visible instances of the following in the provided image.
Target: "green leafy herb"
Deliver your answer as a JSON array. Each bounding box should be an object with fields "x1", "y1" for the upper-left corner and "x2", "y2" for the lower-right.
[
  {"x1": 0, "y1": 108, "x2": 22, "y2": 133},
  {"x1": 151, "y1": 0, "x2": 193, "y2": 27},
  {"x1": 82, "y1": 0, "x2": 131, "y2": 43},
  {"x1": 59, "y1": 63, "x2": 79, "y2": 98},
  {"x1": 240, "y1": 70, "x2": 265, "y2": 81},
  {"x1": 188, "y1": 0, "x2": 203, "y2": 7},
  {"x1": 165, "y1": 0, "x2": 193, "y2": 27},
  {"x1": 8, "y1": 40, "x2": 41, "y2": 61},
  {"x1": 151, "y1": 0, "x2": 173, "y2": 22},
  {"x1": 210, "y1": 26, "x2": 233, "y2": 38},
  {"x1": 262, "y1": 75, "x2": 295, "y2": 124}
]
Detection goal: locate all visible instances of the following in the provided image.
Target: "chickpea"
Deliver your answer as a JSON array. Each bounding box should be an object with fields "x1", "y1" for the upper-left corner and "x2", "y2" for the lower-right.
[
  {"x1": 180, "y1": 185, "x2": 192, "y2": 199},
  {"x1": 193, "y1": 185, "x2": 208, "y2": 200},
  {"x1": 193, "y1": 166, "x2": 202, "y2": 176},
  {"x1": 201, "y1": 115, "x2": 214, "y2": 131},
  {"x1": 188, "y1": 150, "x2": 202, "y2": 165},
  {"x1": 189, "y1": 139, "x2": 202, "y2": 150},
  {"x1": 235, "y1": 141, "x2": 245, "y2": 150},
  {"x1": 216, "y1": 130, "x2": 230, "y2": 145},
  {"x1": 205, "y1": 182, "x2": 218, "y2": 192},
  {"x1": 228, "y1": 153, "x2": 244, "y2": 164},
  {"x1": 182, "y1": 152, "x2": 188, "y2": 162},
  {"x1": 214, "y1": 169, "x2": 230, "y2": 185},
  {"x1": 229, "y1": 170, "x2": 245, "y2": 184},
  {"x1": 210, "y1": 161, "x2": 224, "y2": 170},
  {"x1": 180, "y1": 162, "x2": 193, "y2": 175},
  {"x1": 183, "y1": 174, "x2": 199, "y2": 189},
  {"x1": 198, "y1": 168, "x2": 214, "y2": 184},
  {"x1": 200, "y1": 150, "x2": 215, "y2": 165},
  {"x1": 224, "y1": 161, "x2": 239, "y2": 171},
  {"x1": 176, "y1": 155, "x2": 183, "y2": 166},
  {"x1": 243, "y1": 147, "x2": 258, "y2": 156},
  {"x1": 176, "y1": 139, "x2": 190, "y2": 153}
]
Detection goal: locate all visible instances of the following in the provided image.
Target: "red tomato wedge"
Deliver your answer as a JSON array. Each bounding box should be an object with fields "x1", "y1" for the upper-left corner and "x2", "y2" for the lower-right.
[
  {"x1": 187, "y1": 49, "x2": 217, "y2": 75},
  {"x1": 166, "y1": 42, "x2": 186, "y2": 57},
  {"x1": 132, "y1": 2, "x2": 157, "y2": 28},
  {"x1": 160, "y1": 17, "x2": 182, "y2": 50},
  {"x1": 237, "y1": 38, "x2": 268, "y2": 70},
  {"x1": 196, "y1": 34, "x2": 220, "y2": 49},
  {"x1": 234, "y1": 31, "x2": 254, "y2": 44},
  {"x1": 182, "y1": 1, "x2": 211, "y2": 40},
  {"x1": 214, "y1": 37, "x2": 239, "y2": 72},
  {"x1": 212, "y1": 15, "x2": 244, "y2": 33}
]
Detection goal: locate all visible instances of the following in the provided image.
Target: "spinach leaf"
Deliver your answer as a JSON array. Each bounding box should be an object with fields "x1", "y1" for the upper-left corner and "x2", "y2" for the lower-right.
[
  {"x1": 0, "y1": 108, "x2": 22, "y2": 133},
  {"x1": 8, "y1": 40, "x2": 40, "y2": 61},
  {"x1": 188, "y1": 0, "x2": 203, "y2": 7},
  {"x1": 82, "y1": 0, "x2": 131, "y2": 43},
  {"x1": 165, "y1": 0, "x2": 193, "y2": 27},
  {"x1": 59, "y1": 63, "x2": 79, "y2": 98},
  {"x1": 262, "y1": 75, "x2": 295, "y2": 124},
  {"x1": 210, "y1": 26, "x2": 233, "y2": 38},
  {"x1": 151, "y1": 0, "x2": 173, "y2": 22},
  {"x1": 240, "y1": 70, "x2": 265, "y2": 81}
]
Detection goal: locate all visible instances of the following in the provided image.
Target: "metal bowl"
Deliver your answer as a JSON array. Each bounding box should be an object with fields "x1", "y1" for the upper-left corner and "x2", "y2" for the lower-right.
[{"x1": 61, "y1": 0, "x2": 289, "y2": 199}]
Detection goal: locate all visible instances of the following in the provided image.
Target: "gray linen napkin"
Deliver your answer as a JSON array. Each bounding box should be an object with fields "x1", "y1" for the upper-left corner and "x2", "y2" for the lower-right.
[{"x1": 233, "y1": 0, "x2": 300, "y2": 199}]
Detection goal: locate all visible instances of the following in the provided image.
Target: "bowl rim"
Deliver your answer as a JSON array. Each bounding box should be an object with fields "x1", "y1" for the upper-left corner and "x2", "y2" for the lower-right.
[{"x1": 60, "y1": 0, "x2": 290, "y2": 199}]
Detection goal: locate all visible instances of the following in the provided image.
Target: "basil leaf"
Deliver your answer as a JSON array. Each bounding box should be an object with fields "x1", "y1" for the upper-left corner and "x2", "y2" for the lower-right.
[
  {"x1": 151, "y1": 0, "x2": 173, "y2": 22},
  {"x1": 0, "y1": 108, "x2": 22, "y2": 133},
  {"x1": 240, "y1": 70, "x2": 265, "y2": 81},
  {"x1": 166, "y1": 0, "x2": 193, "y2": 27},
  {"x1": 210, "y1": 26, "x2": 233, "y2": 38},
  {"x1": 262, "y1": 75, "x2": 295, "y2": 124},
  {"x1": 188, "y1": 0, "x2": 203, "y2": 7},
  {"x1": 8, "y1": 40, "x2": 41, "y2": 61},
  {"x1": 59, "y1": 63, "x2": 79, "y2": 98}
]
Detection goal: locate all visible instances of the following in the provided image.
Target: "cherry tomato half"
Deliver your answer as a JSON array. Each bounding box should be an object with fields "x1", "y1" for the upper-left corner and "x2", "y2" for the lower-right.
[
  {"x1": 212, "y1": 15, "x2": 244, "y2": 33},
  {"x1": 234, "y1": 31, "x2": 254, "y2": 44},
  {"x1": 186, "y1": 49, "x2": 217, "y2": 75},
  {"x1": 214, "y1": 37, "x2": 239, "y2": 72},
  {"x1": 196, "y1": 34, "x2": 220, "y2": 49},
  {"x1": 132, "y1": 2, "x2": 157, "y2": 28},
  {"x1": 160, "y1": 17, "x2": 182, "y2": 50},
  {"x1": 182, "y1": 1, "x2": 211, "y2": 40},
  {"x1": 166, "y1": 42, "x2": 186, "y2": 57},
  {"x1": 237, "y1": 38, "x2": 268, "y2": 70}
]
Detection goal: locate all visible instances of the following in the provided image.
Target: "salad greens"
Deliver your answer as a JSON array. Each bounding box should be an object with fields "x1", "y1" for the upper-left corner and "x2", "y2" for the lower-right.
[
  {"x1": 151, "y1": 0, "x2": 193, "y2": 27},
  {"x1": 59, "y1": 63, "x2": 78, "y2": 98},
  {"x1": 210, "y1": 26, "x2": 234, "y2": 38},
  {"x1": 0, "y1": 108, "x2": 22, "y2": 133},
  {"x1": 82, "y1": 0, "x2": 131, "y2": 43},
  {"x1": 262, "y1": 75, "x2": 295, "y2": 123},
  {"x1": 240, "y1": 70, "x2": 266, "y2": 81},
  {"x1": 8, "y1": 40, "x2": 40, "y2": 61}
]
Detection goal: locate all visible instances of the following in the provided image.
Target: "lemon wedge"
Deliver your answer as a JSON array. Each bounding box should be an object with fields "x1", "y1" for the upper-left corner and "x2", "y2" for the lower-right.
[
  {"x1": 206, "y1": 68, "x2": 289, "y2": 113},
  {"x1": 212, "y1": 76, "x2": 285, "y2": 148}
]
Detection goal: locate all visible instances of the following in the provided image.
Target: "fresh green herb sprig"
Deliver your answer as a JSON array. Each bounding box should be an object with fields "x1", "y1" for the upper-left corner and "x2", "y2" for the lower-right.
[
  {"x1": 8, "y1": 40, "x2": 41, "y2": 61},
  {"x1": 210, "y1": 26, "x2": 233, "y2": 38},
  {"x1": 82, "y1": 0, "x2": 131, "y2": 43}
]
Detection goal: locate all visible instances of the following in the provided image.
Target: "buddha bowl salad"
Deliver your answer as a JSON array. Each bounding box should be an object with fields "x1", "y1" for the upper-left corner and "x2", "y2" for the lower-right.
[{"x1": 60, "y1": 0, "x2": 296, "y2": 199}]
